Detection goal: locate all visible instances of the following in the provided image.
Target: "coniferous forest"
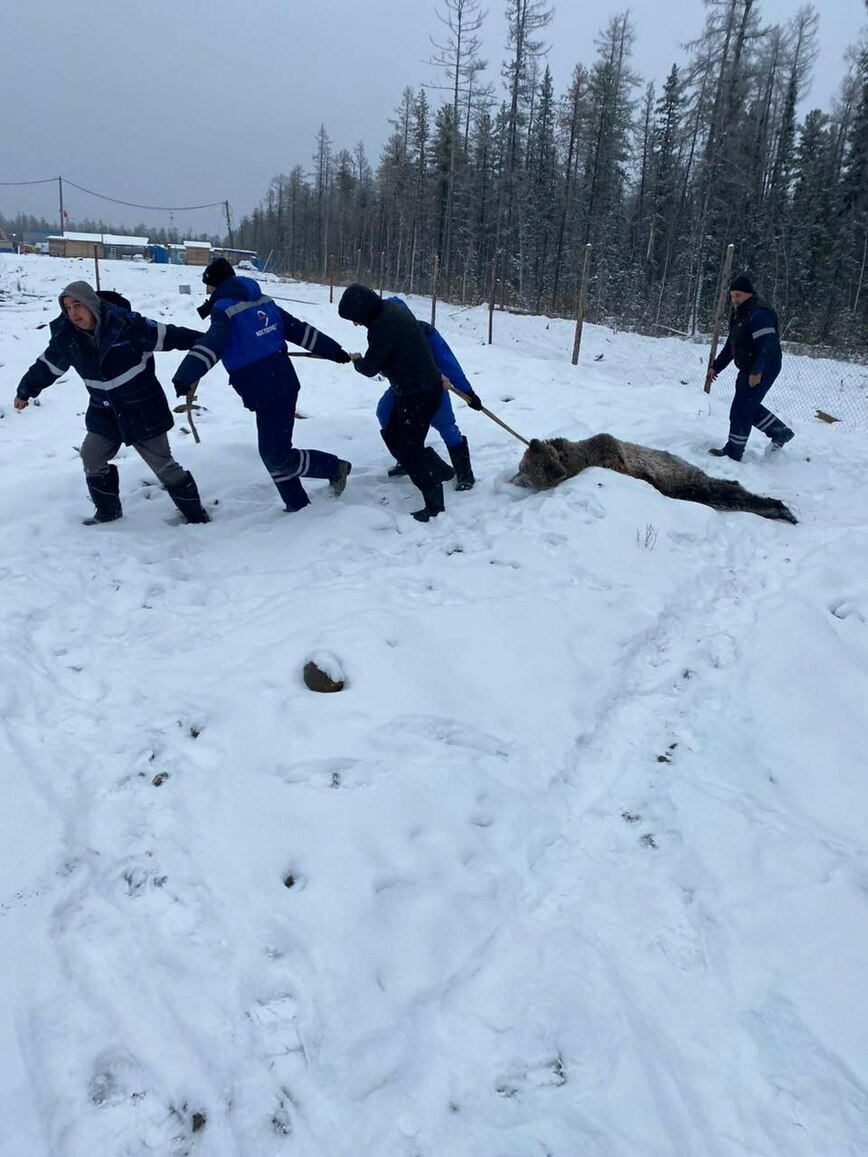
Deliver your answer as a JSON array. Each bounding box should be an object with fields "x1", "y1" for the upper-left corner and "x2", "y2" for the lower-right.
[
  {"x1": 4, "y1": 0, "x2": 866, "y2": 353},
  {"x1": 231, "y1": 0, "x2": 868, "y2": 352}
]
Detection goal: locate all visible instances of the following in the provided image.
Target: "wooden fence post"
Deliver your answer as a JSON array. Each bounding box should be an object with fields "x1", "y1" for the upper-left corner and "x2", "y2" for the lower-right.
[
  {"x1": 328, "y1": 254, "x2": 334, "y2": 304},
  {"x1": 378, "y1": 250, "x2": 385, "y2": 298},
  {"x1": 431, "y1": 253, "x2": 440, "y2": 326},
  {"x1": 571, "y1": 244, "x2": 592, "y2": 366},
  {"x1": 488, "y1": 259, "x2": 496, "y2": 346},
  {"x1": 93, "y1": 245, "x2": 101, "y2": 291},
  {"x1": 705, "y1": 243, "x2": 734, "y2": 393}
]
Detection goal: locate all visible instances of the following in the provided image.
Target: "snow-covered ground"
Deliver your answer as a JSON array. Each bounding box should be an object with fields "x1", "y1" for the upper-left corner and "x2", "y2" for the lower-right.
[{"x1": 1, "y1": 253, "x2": 867, "y2": 1157}]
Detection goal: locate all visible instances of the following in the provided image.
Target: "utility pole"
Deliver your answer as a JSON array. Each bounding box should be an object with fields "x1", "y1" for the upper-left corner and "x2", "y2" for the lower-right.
[
  {"x1": 58, "y1": 176, "x2": 65, "y2": 235},
  {"x1": 224, "y1": 200, "x2": 234, "y2": 249}
]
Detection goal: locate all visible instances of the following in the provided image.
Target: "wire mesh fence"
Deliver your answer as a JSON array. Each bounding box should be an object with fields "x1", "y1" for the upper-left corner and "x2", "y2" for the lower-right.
[{"x1": 593, "y1": 321, "x2": 868, "y2": 431}]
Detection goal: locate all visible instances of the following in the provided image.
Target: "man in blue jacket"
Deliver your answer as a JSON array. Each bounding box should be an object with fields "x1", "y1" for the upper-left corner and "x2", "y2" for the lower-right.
[
  {"x1": 375, "y1": 296, "x2": 482, "y2": 491},
  {"x1": 706, "y1": 275, "x2": 795, "y2": 461},
  {"x1": 14, "y1": 281, "x2": 210, "y2": 525},
  {"x1": 172, "y1": 258, "x2": 352, "y2": 513}
]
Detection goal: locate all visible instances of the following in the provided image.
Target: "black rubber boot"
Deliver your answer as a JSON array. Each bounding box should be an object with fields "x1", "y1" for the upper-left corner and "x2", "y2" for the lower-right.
[
  {"x1": 84, "y1": 465, "x2": 122, "y2": 525},
  {"x1": 769, "y1": 428, "x2": 795, "y2": 452},
  {"x1": 708, "y1": 445, "x2": 742, "y2": 461},
  {"x1": 380, "y1": 428, "x2": 407, "y2": 477},
  {"x1": 412, "y1": 483, "x2": 446, "y2": 523},
  {"x1": 330, "y1": 460, "x2": 352, "y2": 497},
  {"x1": 165, "y1": 471, "x2": 210, "y2": 523},
  {"x1": 424, "y1": 446, "x2": 456, "y2": 484},
  {"x1": 447, "y1": 437, "x2": 475, "y2": 491}
]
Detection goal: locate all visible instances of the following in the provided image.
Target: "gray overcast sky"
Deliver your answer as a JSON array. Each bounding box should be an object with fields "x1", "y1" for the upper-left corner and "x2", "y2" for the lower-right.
[{"x1": 2, "y1": 0, "x2": 864, "y2": 236}]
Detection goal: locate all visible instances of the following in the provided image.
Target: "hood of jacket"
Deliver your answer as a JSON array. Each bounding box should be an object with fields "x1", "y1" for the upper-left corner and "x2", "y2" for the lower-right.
[
  {"x1": 58, "y1": 279, "x2": 103, "y2": 328},
  {"x1": 338, "y1": 283, "x2": 382, "y2": 326}
]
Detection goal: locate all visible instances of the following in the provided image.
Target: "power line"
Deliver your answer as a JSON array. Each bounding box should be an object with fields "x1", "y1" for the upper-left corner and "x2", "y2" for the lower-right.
[
  {"x1": 0, "y1": 175, "x2": 224, "y2": 212},
  {"x1": 63, "y1": 179, "x2": 225, "y2": 213},
  {"x1": 0, "y1": 177, "x2": 58, "y2": 186}
]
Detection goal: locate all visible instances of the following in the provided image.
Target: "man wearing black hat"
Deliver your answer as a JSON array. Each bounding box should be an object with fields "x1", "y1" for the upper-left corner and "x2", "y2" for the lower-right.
[
  {"x1": 705, "y1": 275, "x2": 794, "y2": 461},
  {"x1": 172, "y1": 259, "x2": 352, "y2": 513}
]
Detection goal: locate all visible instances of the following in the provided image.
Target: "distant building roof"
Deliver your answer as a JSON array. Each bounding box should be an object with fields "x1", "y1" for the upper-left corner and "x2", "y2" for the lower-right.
[
  {"x1": 215, "y1": 246, "x2": 258, "y2": 257},
  {"x1": 184, "y1": 241, "x2": 211, "y2": 249},
  {"x1": 49, "y1": 231, "x2": 150, "y2": 246}
]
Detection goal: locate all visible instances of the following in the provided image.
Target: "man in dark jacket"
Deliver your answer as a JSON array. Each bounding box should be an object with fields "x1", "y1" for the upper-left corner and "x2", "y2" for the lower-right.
[
  {"x1": 14, "y1": 281, "x2": 210, "y2": 525},
  {"x1": 172, "y1": 258, "x2": 352, "y2": 513},
  {"x1": 375, "y1": 296, "x2": 482, "y2": 491},
  {"x1": 706, "y1": 275, "x2": 795, "y2": 461},
  {"x1": 338, "y1": 283, "x2": 456, "y2": 522}
]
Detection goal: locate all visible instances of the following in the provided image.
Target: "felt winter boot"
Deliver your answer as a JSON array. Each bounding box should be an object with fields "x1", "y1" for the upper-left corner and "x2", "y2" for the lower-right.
[
  {"x1": 424, "y1": 446, "x2": 456, "y2": 484},
  {"x1": 411, "y1": 483, "x2": 446, "y2": 523},
  {"x1": 447, "y1": 437, "x2": 475, "y2": 491},
  {"x1": 84, "y1": 464, "x2": 122, "y2": 525},
  {"x1": 165, "y1": 471, "x2": 210, "y2": 523}
]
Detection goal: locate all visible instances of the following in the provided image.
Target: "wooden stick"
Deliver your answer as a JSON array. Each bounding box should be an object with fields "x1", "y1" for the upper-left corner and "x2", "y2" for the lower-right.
[
  {"x1": 706, "y1": 242, "x2": 734, "y2": 392},
  {"x1": 443, "y1": 379, "x2": 531, "y2": 446},
  {"x1": 182, "y1": 386, "x2": 201, "y2": 443}
]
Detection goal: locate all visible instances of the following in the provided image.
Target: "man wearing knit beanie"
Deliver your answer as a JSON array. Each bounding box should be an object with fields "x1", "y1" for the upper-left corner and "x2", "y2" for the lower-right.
[
  {"x1": 196, "y1": 258, "x2": 236, "y2": 319},
  {"x1": 705, "y1": 274, "x2": 795, "y2": 460},
  {"x1": 14, "y1": 282, "x2": 211, "y2": 525},
  {"x1": 173, "y1": 259, "x2": 353, "y2": 514},
  {"x1": 728, "y1": 274, "x2": 754, "y2": 295},
  {"x1": 203, "y1": 257, "x2": 235, "y2": 289}
]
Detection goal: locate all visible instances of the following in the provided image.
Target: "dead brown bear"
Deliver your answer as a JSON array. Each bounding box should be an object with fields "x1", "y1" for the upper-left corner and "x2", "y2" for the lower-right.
[{"x1": 511, "y1": 434, "x2": 797, "y2": 524}]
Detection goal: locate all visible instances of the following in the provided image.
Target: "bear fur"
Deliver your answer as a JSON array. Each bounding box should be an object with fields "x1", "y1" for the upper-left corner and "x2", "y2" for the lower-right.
[{"x1": 511, "y1": 434, "x2": 797, "y2": 524}]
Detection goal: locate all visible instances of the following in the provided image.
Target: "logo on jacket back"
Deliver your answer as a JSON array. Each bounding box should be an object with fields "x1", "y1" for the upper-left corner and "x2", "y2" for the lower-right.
[{"x1": 254, "y1": 308, "x2": 278, "y2": 338}]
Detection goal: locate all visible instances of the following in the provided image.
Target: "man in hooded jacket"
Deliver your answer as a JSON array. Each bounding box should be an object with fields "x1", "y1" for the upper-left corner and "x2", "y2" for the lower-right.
[
  {"x1": 375, "y1": 296, "x2": 482, "y2": 491},
  {"x1": 706, "y1": 275, "x2": 795, "y2": 461},
  {"x1": 172, "y1": 258, "x2": 352, "y2": 513},
  {"x1": 14, "y1": 281, "x2": 210, "y2": 525},
  {"x1": 338, "y1": 283, "x2": 456, "y2": 522}
]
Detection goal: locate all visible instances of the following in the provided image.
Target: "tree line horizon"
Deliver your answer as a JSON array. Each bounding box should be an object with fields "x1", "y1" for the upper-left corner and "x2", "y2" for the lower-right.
[{"x1": 5, "y1": 0, "x2": 867, "y2": 351}]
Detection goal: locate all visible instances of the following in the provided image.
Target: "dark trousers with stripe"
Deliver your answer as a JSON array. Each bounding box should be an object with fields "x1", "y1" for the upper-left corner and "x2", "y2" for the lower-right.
[
  {"x1": 382, "y1": 385, "x2": 442, "y2": 493},
  {"x1": 255, "y1": 401, "x2": 339, "y2": 511},
  {"x1": 725, "y1": 366, "x2": 792, "y2": 459}
]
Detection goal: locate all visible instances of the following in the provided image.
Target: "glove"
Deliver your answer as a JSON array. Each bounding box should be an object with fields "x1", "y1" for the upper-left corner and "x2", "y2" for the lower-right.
[
  {"x1": 334, "y1": 349, "x2": 351, "y2": 364},
  {"x1": 196, "y1": 299, "x2": 213, "y2": 320},
  {"x1": 467, "y1": 392, "x2": 483, "y2": 411},
  {"x1": 173, "y1": 380, "x2": 187, "y2": 398}
]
